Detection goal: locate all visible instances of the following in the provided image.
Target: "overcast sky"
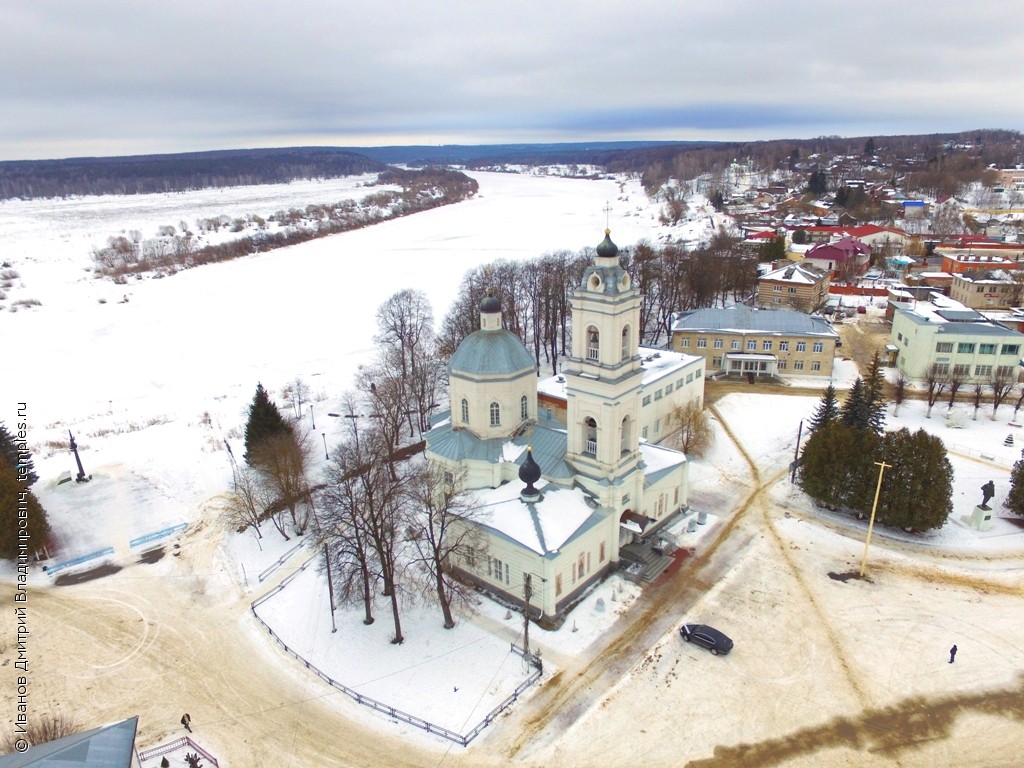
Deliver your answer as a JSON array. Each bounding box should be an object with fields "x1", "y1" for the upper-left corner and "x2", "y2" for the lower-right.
[{"x1": 2, "y1": 1, "x2": 1021, "y2": 161}]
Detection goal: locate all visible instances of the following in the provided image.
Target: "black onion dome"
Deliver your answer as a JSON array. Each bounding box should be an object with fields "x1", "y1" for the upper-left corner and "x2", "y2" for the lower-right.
[
  {"x1": 519, "y1": 447, "x2": 542, "y2": 492},
  {"x1": 596, "y1": 228, "x2": 618, "y2": 259},
  {"x1": 480, "y1": 288, "x2": 501, "y2": 314}
]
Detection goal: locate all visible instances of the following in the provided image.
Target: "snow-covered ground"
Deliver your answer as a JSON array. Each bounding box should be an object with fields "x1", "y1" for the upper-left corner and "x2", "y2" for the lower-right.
[{"x1": 2, "y1": 171, "x2": 1023, "y2": 767}]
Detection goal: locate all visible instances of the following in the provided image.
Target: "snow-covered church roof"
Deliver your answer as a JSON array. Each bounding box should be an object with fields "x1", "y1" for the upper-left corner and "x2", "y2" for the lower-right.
[
  {"x1": 467, "y1": 479, "x2": 605, "y2": 556},
  {"x1": 448, "y1": 328, "x2": 536, "y2": 377},
  {"x1": 426, "y1": 414, "x2": 575, "y2": 481}
]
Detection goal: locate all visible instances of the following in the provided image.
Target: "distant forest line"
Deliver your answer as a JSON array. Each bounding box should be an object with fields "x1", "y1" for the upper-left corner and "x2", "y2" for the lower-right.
[
  {"x1": 0, "y1": 147, "x2": 389, "y2": 200},
  {"x1": 1, "y1": 130, "x2": 1020, "y2": 201}
]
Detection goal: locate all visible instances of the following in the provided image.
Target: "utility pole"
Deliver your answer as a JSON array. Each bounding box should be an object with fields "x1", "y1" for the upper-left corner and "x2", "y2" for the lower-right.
[
  {"x1": 790, "y1": 420, "x2": 803, "y2": 483},
  {"x1": 859, "y1": 461, "x2": 891, "y2": 578},
  {"x1": 523, "y1": 573, "x2": 533, "y2": 658}
]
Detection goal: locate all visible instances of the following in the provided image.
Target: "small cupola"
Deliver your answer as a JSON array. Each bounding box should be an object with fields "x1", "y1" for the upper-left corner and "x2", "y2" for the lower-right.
[
  {"x1": 480, "y1": 287, "x2": 502, "y2": 331},
  {"x1": 519, "y1": 446, "x2": 542, "y2": 502},
  {"x1": 595, "y1": 228, "x2": 619, "y2": 262}
]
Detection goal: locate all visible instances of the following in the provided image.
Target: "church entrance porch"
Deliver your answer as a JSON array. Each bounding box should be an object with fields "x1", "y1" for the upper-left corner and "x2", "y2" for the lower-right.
[
  {"x1": 618, "y1": 509, "x2": 682, "y2": 583},
  {"x1": 619, "y1": 539, "x2": 676, "y2": 583}
]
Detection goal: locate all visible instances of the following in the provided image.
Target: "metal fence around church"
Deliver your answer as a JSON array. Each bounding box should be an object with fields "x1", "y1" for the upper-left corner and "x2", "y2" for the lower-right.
[{"x1": 250, "y1": 555, "x2": 542, "y2": 747}]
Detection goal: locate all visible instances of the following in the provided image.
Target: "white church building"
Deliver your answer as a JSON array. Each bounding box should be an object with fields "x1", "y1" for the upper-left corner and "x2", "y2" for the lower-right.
[{"x1": 424, "y1": 230, "x2": 703, "y2": 624}]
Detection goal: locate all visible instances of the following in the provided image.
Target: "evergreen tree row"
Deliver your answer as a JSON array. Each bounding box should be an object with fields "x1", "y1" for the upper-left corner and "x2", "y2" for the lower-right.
[{"x1": 800, "y1": 354, "x2": 954, "y2": 531}]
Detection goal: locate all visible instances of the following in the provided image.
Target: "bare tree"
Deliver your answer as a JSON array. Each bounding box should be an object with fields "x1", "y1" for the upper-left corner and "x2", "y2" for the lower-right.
[
  {"x1": 356, "y1": 358, "x2": 406, "y2": 476},
  {"x1": 972, "y1": 382, "x2": 985, "y2": 420},
  {"x1": 931, "y1": 201, "x2": 964, "y2": 242},
  {"x1": 947, "y1": 369, "x2": 966, "y2": 412},
  {"x1": 925, "y1": 364, "x2": 949, "y2": 418},
  {"x1": 317, "y1": 402, "x2": 379, "y2": 625},
  {"x1": 356, "y1": 422, "x2": 409, "y2": 644},
  {"x1": 989, "y1": 372, "x2": 1016, "y2": 420},
  {"x1": 1007, "y1": 271, "x2": 1024, "y2": 308},
  {"x1": 893, "y1": 373, "x2": 909, "y2": 417},
  {"x1": 318, "y1": 401, "x2": 409, "y2": 640},
  {"x1": 250, "y1": 429, "x2": 312, "y2": 535},
  {"x1": 374, "y1": 289, "x2": 440, "y2": 435},
  {"x1": 405, "y1": 463, "x2": 486, "y2": 629},
  {"x1": 624, "y1": 241, "x2": 662, "y2": 343},
  {"x1": 3, "y1": 712, "x2": 76, "y2": 754},
  {"x1": 671, "y1": 400, "x2": 714, "y2": 457},
  {"x1": 224, "y1": 464, "x2": 272, "y2": 542},
  {"x1": 1013, "y1": 387, "x2": 1024, "y2": 421},
  {"x1": 287, "y1": 377, "x2": 308, "y2": 420}
]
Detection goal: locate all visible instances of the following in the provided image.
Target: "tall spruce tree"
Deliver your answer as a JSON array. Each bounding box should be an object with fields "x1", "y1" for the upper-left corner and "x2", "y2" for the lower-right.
[
  {"x1": 808, "y1": 384, "x2": 840, "y2": 433},
  {"x1": 839, "y1": 378, "x2": 870, "y2": 430},
  {"x1": 243, "y1": 383, "x2": 291, "y2": 466},
  {"x1": 1005, "y1": 449, "x2": 1024, "y2": 518},
  {"x1": 800, "y1": 420, "x2": 879, "y2": 512},
  {"x1": 0, "y1": 423, "x2": 38, "y2": 487},
  {"x1": 799, "y1": 421, "x2": 855, "y2": 509},
  {"x1": 872, "y1": 428, "x2": 953, "y2": 531},
  {"x1": 863, "y1": 352, "x2": 887, "y2": 435}
]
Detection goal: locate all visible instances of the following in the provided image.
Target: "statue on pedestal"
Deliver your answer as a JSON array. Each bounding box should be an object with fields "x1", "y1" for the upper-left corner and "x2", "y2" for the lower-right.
[
  {"x1": 69, "y1": 430, "x2": 89, "y2": 483},
  {"x1": 980, "y1": 480, "x2": 995, "y2": 510}
]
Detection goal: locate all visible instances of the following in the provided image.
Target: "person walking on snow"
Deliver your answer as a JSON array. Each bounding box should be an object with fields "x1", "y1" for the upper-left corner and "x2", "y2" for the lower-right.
[{"x1": 949, "y1": 645, "x2": 957, "y2": 664}]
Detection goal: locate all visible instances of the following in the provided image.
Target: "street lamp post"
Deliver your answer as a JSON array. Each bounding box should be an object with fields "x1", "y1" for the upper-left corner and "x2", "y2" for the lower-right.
[
  {"x1": 310, "y1": 404, "x2": 315, "y2": 430},
  {"x1": 859, "y1": 460, "x2": 891, "y2": 578},
  {"x1": 523, "y1": 574, "x2": 534, "y2": 657},
  {"x1": 322, "y1": 432, "x2": 329, "y2": 460},
  {"x1": 522, "y1": 572, "x2": 547, "y2": 661}
]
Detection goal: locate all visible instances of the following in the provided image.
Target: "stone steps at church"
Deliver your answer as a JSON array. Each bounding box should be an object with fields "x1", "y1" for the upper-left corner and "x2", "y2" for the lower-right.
[{"x1": 638, "y1": 554, "x2": 675, "y2": 582}]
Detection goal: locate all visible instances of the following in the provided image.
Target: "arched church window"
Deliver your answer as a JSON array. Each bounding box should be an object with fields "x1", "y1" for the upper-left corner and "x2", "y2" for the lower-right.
[
  {"x1": 584, "y1": 417, "x2": 598, "y2": 455},
  {"x1": 490, "y1": 401, "x2": 501, "y2": 427},
  {"x1": 587, "y1": 327, "x2": 600, "y2": 361},
  {"x1": 461, "y1": 398, "x2": 469, "y2": 423},
  {"x1": 620, "y1": 416, "x2": 631, "y2": 454},
  {"x1": 621, "y1": 325, "x2": 631, "y2": 361},
  {"x1": 520, "y1": 394, "x2": 528, "y2": 420}
]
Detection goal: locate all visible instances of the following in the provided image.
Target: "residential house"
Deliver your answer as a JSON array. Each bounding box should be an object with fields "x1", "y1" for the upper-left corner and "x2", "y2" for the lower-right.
[
  {"x1": 843, "y1": 224, "x2": 910, "y2": 254},
  {"x1": 783, "y1": 224, "x2": 908, "y2": 253},
  {"x1": 949, "y1": 269, "x2": 1024, "y2": 310},
  {"x1": 939, "y1": 251, "x2": 1023, "y2": 275},
  {"x1": 670, "y1": 305, "x2": 839, "y2": 378},
  {"x1": 756, "y1": 262, "x2": 830, "y2": 311},
  {"x1": 888, "y1": 294, "x2": 1024, "y2": 381},
  {"x1": 996, "y1": 168, "x2": 1024, "y2": 192},
  {"x1": 803, "y1": 236, "x2": 871, "y2": 280}
]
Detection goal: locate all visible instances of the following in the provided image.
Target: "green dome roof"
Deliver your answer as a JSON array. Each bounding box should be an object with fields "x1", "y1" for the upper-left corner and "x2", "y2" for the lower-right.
[
  {"x1": 480, "y1": 288, "x2": 501, "y2": 314},
  {"x1": 596, "y1": 228, "x2": 618, "y2": 259},
  {"x1": 449, "y1": 329, "x2": 536, "y2": 377}
]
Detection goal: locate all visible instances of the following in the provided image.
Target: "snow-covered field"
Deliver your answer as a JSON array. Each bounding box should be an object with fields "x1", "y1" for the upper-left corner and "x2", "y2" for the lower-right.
[{"x1": 2, "y1": 171, "x2": 1023, "y2": 767}]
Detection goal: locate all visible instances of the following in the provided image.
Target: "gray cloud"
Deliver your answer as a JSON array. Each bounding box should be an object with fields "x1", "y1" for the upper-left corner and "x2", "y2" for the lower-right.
[{"x1": 1, "y1": 1, "x2": 1020, "y2": 160}]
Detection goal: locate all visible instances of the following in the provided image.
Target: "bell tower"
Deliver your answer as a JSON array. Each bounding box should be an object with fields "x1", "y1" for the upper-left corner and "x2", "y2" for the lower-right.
[{"x1": 564, "y1": 230, "x2": 644, "y2": 490}]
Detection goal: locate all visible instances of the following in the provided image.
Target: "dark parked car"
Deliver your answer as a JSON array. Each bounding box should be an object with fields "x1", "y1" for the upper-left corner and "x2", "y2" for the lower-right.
[{"x1": 679, "y1": 623, "x2": 733, "y2": 655}]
